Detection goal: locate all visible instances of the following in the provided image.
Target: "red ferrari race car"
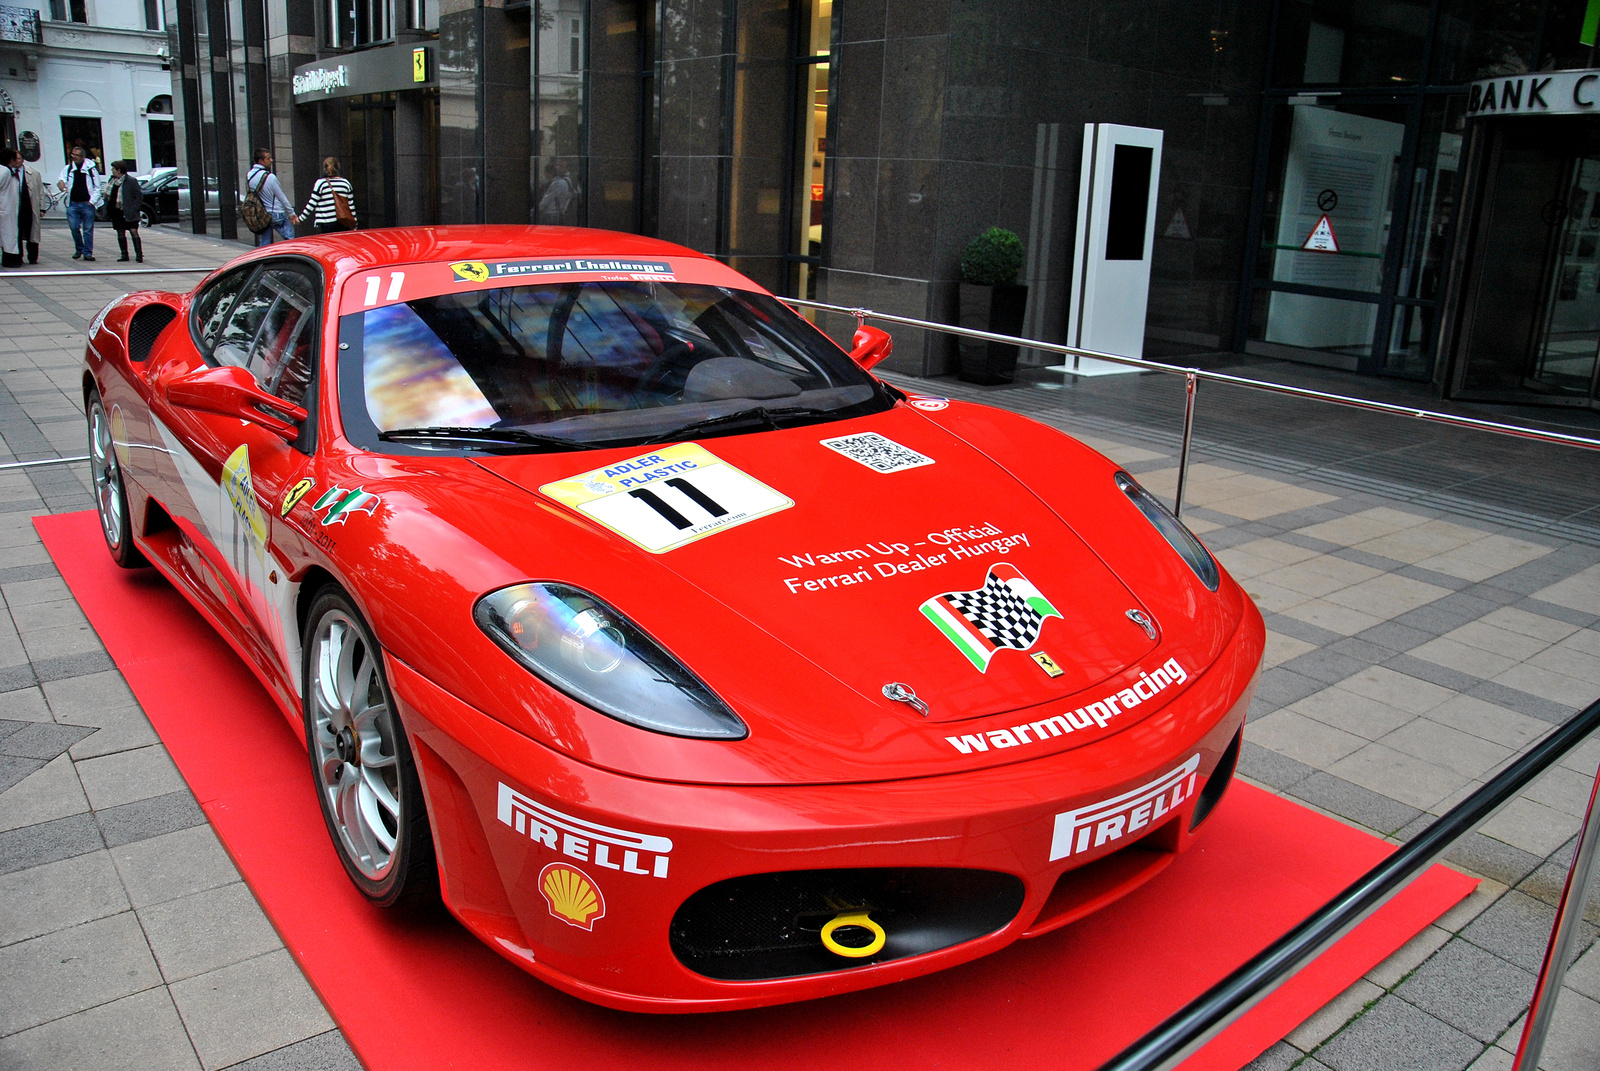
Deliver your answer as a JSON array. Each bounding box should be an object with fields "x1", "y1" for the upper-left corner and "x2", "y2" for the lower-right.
[{"x1": 81, "y1": 226, "x2": 1263, "y2": 1012}]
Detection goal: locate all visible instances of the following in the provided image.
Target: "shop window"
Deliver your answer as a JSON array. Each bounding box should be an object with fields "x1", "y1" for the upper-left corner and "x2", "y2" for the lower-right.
[
  {"x1": 328, "y1": 0, "x2": 394, "y2": 49},
  {"x1": 1256, "y1": 100, "x2": 1408, "y2": 297},
  {"x1": 1431, "y1": 0, "x2": 1539, "y2": 85},
  {"x1": 1248, "y1": 289, "x2": 1381, "y2": 366},
  {"x1": 402, "y1": 0, "x2": 436, "y2": 31},
  {"x1": 1272, "y1": 0, "x2": 1429, "y2": 86}
]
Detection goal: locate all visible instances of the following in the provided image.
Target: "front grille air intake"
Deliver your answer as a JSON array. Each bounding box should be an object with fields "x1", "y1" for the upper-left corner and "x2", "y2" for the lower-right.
[{"x1": 670, "y1": 867, "x2": 1024, "y2": 981}]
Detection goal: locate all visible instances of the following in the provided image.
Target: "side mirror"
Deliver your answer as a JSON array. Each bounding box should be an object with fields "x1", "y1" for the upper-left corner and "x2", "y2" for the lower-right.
[
  {"x1": 849, "y1": 326, "x2": 894, "y2": 371},
  {"x1": 166, "y1": 365, "x2": 306, "y2": 441}
]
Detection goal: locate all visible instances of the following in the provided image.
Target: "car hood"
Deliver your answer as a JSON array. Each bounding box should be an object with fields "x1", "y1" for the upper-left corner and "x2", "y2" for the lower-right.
[
  {"x1": 461, "y1": 406, "x2": 1193, "y2": 752},
  {"x1": 347, "y1": 406, "x2": 1246, "y2": 784}
]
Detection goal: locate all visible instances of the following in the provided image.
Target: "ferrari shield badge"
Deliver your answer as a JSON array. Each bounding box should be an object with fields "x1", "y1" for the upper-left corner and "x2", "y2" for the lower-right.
[
  {"x1": 921, "y1": 563, "x2": 1061, "y2": 672},
  {"x1": 540, "y1": 443, "x2": 792, "y2": 553},
  {"x1": 280, "y1": 477, "x2": 315, "y2": 517}
]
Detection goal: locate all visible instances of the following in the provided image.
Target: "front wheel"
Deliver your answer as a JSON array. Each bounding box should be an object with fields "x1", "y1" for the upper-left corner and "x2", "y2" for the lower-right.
[
  {"x1": 303, "y1": 587, "x2": 437, "y2": 908},
  {"x1": 87, "y1": 391, "x2": 145, "y2": 568},
  {"x1": 138, "y1": 206, "x2": 155, "y2": 229}
]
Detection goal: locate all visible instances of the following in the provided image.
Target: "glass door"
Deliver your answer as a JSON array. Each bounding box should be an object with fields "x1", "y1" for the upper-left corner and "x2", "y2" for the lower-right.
[
  {"x1": 1531, "y1": 157, "x2": 1600, "y2": 396},
  {"x1": 1243, "y1": 94, "x2": 1466, "y2": 379},
  {"x1": 1450, "y1": 117, "x2": 1600, "y2": 408}
]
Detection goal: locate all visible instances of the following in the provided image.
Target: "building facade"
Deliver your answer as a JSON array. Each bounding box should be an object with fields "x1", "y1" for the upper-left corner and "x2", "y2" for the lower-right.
[
  {"x1": 144, "y1": 0, "x2": 1600, "y2": 409},
  {"x1": 1, "y1": 0, "x2": 173, "y2": 175}
]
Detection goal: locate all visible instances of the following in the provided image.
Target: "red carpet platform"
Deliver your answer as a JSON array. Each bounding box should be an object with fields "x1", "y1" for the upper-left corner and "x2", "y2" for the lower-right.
[{"x1": 38, "y1": 510, "x2": 1477, "y2": 1070}]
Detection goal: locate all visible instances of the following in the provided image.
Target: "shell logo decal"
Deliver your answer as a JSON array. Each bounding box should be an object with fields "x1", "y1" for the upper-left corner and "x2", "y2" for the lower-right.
[{"x1": 540, "y1": 863, "x2": 605, "y2": 930}]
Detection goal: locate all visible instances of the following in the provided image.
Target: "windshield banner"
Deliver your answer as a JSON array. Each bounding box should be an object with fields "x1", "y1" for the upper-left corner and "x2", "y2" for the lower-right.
[{"x1": 338, "y1": 255, "x2": 760, "y2": 315}]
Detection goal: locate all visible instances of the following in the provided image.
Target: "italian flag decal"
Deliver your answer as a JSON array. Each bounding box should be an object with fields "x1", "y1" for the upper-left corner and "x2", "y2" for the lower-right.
[{"x1": 920, "y1": 562, "x2": 1062, "y2": 672}]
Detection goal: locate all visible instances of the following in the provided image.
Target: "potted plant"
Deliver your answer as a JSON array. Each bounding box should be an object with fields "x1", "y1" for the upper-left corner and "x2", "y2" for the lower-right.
[{"x1": 957, "y1": 227, "x2": 1027, "y2": 384}]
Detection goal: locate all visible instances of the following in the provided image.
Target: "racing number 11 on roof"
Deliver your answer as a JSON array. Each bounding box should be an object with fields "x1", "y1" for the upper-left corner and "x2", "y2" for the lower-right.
[{"x1": 363, "y1": 273, "x2": 406, "y2": 306}]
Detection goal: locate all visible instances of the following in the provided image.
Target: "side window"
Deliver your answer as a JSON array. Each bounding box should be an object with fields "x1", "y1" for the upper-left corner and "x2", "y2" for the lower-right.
[
  {"x1": 192, "y1": 268, "x2": 253, "y2": 350},
  {"x1": 247, "y1": 269, "x2": 319, "y2": 408},
  {"x1": 212, "y1": 275, "x2": 275, "y2": 368}
]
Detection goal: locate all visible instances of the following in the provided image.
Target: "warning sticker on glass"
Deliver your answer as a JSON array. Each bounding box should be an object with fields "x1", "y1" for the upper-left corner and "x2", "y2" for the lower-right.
[{"x1": 540, "y1": 444, "x2": 793, "y2": 553}]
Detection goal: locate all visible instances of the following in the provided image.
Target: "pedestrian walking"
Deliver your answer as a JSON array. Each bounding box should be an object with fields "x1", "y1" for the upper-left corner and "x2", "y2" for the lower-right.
[
  {"x1": 299, "y1": 157, "x2": 357, "y2": 234},
  {"x1": 537, "y1": 160, "x2": 579, "y2": 224},
  {"x1": 56, "y1": 146, "x2": 102, "y2": 260},
  {"x1": 106, "y1": 160, "x2": 144, "y2": 263},
  {"x1": 20, "y1": 159, "x2": 42, "y2": 264},
  {"x1": 0, "y1": 148, "x2": 20, "y2": 268},
  {"x1": 245, "y1": 148, "x2": 298, "y2": 245}
]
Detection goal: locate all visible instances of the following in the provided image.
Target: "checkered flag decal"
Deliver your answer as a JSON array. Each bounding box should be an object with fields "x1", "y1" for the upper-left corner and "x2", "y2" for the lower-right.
[{"x1": 920, "y1": 563, "x2": 1062, "y2": 672}]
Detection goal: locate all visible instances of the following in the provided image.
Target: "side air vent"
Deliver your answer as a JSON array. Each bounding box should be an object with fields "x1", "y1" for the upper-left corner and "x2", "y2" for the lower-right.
[{"x1": 128, "y1": 304, "x2": 178, "y2": 363}]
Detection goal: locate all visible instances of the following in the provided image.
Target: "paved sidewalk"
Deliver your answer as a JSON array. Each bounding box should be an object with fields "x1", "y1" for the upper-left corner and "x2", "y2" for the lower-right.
[
  {"x1": 0, "y1": 244, "x2": 1597, "y2": 1070},
  {"x1": 0, "y1": 229, "x2": 355, "y2": 1071}
]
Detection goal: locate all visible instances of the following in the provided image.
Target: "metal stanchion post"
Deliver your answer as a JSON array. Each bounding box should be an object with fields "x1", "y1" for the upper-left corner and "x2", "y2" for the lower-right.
[
  {"x1": 1512, "y1": 755, "x2": 1600, "y2": 1071},
  {"x1": 1174, "y1": 372, "x2": 1197, "y2": 519}
]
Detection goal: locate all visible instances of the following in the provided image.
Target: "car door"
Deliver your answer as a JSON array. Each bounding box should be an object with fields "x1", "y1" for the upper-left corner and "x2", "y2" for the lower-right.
[{"x1": 148, "y1": 260, "x2": 320, "y2": 678}]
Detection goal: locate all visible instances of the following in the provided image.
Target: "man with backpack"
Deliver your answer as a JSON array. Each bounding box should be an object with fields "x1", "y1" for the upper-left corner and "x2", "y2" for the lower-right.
[{"x1": 244, "y1": 148, "x2": 296, "y2": 245}]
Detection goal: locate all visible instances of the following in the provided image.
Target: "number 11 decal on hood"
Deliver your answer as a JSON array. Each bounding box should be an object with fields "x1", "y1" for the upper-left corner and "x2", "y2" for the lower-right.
[{"x1": 540, "y1": 443, "x2": 793, "y2": 553}]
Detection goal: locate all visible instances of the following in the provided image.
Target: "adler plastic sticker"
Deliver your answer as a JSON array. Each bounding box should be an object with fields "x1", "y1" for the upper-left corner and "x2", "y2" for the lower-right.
[{"x1": 540, "y1": 443, "x2": 792, "y2": 553}]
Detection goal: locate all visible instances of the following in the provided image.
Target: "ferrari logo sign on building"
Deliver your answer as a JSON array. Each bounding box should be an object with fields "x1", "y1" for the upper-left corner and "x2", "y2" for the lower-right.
[
  {"x1": 921, "y1": 563, "x2": 1061, "y2": 672},
  {"x1": 541, "y1": 443, "x2": 792, "y2": 553}
]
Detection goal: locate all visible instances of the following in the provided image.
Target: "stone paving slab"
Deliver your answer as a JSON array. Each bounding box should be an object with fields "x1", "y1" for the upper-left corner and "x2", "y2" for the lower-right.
[{"x1": 2, "y1": 241, "x2": 1599, "y2": 1070}]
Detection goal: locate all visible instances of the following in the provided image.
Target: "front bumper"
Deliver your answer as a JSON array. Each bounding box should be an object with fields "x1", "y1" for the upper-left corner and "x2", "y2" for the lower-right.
[{"x1": 393, "y1": 627, "x2": 1258, "y2": 1012}]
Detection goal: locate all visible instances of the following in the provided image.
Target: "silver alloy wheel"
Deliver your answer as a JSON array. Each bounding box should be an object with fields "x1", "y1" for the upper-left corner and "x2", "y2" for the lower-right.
[
  {"x1": 309, "y1": 610, "x2": 401, "y2": 880},
  {"x1": 88, "y1": 401, "x2": 122, "y2": 550}
]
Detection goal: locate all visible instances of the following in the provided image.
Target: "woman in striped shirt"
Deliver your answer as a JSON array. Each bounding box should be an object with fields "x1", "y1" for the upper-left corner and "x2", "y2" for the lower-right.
[{"x1": 300, "y1": 157, "x2": 357, "y2": 233}]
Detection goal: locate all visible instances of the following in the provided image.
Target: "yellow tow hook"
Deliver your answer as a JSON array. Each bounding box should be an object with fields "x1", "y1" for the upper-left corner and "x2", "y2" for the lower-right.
[{"x1": 820, "y1": 910, "x2": 886, "y2": 958}]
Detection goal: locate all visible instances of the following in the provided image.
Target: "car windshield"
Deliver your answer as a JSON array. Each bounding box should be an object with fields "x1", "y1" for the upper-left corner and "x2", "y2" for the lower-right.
[{"x1": 342, "y1": 280, "x2": 891, "y2": 452}]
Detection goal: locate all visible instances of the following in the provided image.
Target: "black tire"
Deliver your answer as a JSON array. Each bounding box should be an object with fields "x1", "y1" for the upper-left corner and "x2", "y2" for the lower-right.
[
  {"x1": 302, "y1": 586, "x2": 437, "y2": 909},
  {"x1": 138, "y1": 206, "x2": 155, "y2": 229},
  {"x1": 86, "y1": 390, "x2": 147, "y2": 568}
]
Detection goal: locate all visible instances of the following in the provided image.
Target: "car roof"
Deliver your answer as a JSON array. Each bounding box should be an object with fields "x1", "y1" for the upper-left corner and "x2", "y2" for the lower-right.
[{"x1": 218, "y1": 226, "x2": 717, "y2": 283}]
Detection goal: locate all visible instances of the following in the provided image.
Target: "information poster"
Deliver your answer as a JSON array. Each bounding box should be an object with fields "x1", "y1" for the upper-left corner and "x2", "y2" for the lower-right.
[{"x1": 1265, "y1": 107, "x2": 1404, "y2": 353}]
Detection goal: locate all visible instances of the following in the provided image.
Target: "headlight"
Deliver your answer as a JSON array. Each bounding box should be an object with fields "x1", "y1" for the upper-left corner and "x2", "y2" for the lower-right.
[
  {"x1": 474, "y1": 583, "x2": 748, "y2": 740},
  {"x1": 1114, "y1": 471, "x2": 1220, "y2": 591}
]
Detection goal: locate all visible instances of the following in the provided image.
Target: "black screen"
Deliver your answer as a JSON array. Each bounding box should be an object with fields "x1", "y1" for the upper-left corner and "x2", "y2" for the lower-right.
[{"x1": 1104, "y1": 144, "x2": 1153, "y2": 261}]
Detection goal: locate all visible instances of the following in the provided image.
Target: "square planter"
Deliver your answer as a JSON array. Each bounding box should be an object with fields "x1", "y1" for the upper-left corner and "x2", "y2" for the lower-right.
[{"x1": 957, "y1": 282, "x2": 1029, "y2": 385}]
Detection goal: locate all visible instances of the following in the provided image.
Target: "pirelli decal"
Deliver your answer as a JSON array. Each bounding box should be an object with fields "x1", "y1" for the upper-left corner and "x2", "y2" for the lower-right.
[
  {"x1": 1049, "y1": 755, "x2": 1201, "y2": 862},
  {"x1": 497, "y1": 783, "x2": 673, "y2": 879}
]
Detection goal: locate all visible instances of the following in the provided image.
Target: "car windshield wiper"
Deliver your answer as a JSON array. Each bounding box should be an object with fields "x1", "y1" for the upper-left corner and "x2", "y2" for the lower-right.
[
  {"x1": 639, "y1": 405, "x2": 834, "y2": 445},
  {"x1": 377, "y1": 426, "x2": 603, "y2": 451}
]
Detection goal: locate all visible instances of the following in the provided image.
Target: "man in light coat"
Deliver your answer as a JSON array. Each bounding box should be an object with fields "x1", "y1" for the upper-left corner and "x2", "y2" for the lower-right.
[
  {"x1": 56, "y1": 146, "x2": 103, "y2": 260},
  {"x1": 0, "y1": 149, "x2": 20, "y2": 268},
  {"x1": 21, "y1": 161, "x2": 43, "y2": 264}
]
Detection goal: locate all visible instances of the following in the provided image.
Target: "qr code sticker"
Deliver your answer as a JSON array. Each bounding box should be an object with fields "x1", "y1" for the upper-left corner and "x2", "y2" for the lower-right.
[{"x1": 819, "y1": 432, "x2": 935, "y2": 473}]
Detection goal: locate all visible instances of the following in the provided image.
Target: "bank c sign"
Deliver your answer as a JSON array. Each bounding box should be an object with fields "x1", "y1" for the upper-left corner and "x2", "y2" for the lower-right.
[{"x1": 1467, "y1": 68, "x2": 1600, "y2": 119}]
